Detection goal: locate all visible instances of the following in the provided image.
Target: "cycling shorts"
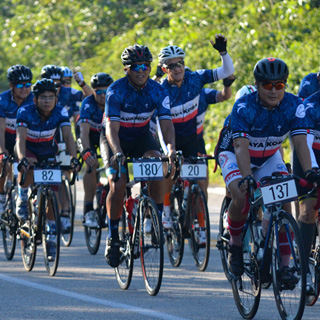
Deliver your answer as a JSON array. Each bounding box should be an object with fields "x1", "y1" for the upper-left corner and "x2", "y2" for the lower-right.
[
  {"x1": 219, "y1": 150, "x2": 288, "y2": 188},
  {"x1": 176, "y1": 134, "x2": 199, "y2": 158},
  {"x1": 197, "y1": 137, "x2": 207, "y2": 155}
]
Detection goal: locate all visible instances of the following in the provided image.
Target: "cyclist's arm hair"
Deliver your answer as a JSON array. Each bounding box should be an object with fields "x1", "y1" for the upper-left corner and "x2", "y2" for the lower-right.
[
  {"x1": 159, "y1": 119, "x2": 176, "y2": 151},
  {"x1": 61, "y1": 126, "x2": 77, "y2": 158},
  {"x1": 79, "y1": 122, "x2": 91, "y2": 150},
  {"x1": 292, "y1": 134, "x2": 313, "y2": 172},
  {"x1": 0, "y1": 118, "x2": 7, "y2": 154},
  {"x1": 16, "y1": 126, "x2": 28, "y2": 160},
  {"x1": 105, "y1": 120, "x2": 123, "y2": 155},
  {"x1": 233, "y1": 137, "x2": 252, "y2": 177}
]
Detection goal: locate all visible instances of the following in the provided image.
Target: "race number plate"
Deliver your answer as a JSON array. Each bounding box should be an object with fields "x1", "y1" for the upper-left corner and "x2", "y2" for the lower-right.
[
  {"x1": 34, "y1": 169, "x2": 61, "y2": 184},
  {"x1": 260, "y1": 178, "x2": 297, "y2": 206},
  {"x1": 181, "y1": 163, "x2": 207, "y2": 180},
  {"x1": 132, "y1": 160, "x2": 163, "y2": 181}
]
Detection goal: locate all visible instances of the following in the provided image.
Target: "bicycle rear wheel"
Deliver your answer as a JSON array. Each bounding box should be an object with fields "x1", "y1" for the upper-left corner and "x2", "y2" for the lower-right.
[
  {"x1": 40, "y1": 189, "x2": 60, "y2": 276},
  {"x1": 84, "y1": 209, "x2": 101, "y2": 255},
  {"x1": 231, "y1": 224, "x2": 261, "y2": 319},
  {"x1": 271, "y1": 211, "x2": 306, "y2": 320},
  {"x1": 60, "y1": 175, "x2": 74, "y2": 247},
  {"x1": 306, "y1": 221, "x2": 320, "y2": 306},
  {"x1": 166, "y1": 188, "x2": 184, "y2": 267},
  {"x1": 115, "y1": 207, "x2": 134, "y2": 290},
  {"x1": 21, "y1": 199, "x2": 37, "y2": 272},
  {"x1": 217, "y1": 196, "x2": 232, "y2": 280},
  {"x1": 189, "y1": 185, "x2": 210, "y2": 271},
  {"x1": 140, "y1": 197, "x2": 164, "y2": 296}
]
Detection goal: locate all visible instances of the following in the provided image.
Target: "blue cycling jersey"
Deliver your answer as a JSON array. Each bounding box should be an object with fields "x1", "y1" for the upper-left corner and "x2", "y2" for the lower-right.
[
  {"x1": 298, "y1": 73, "x2": 320, "y2": 99},
  {"x1": 161, "y1": 70, "x2": 217, "y2": 137},
  {"x1": 78, "y1": 94, "x2": 103, "y2": 143},
  {"x1": 105, "y1": 76, "x2": 171, "y2": 141},
  {"x1": 0, "y1": 90, "x2": 34, "y2": 150},
  {"x1": 304, "y1": 91, "x2": 320, "y2": 160},
  {"x1": 231, "y1": 92, "x2": 310, "y2": 166},
  {"x1": 16, "y1": 104, "x2": 70, "y2": 157},
  {"x1": 58, "y1": 86, "x2": 81, "y2": 119},
  {"x1": 197, "y1": 88, "x2": 218, "y2": 138}
]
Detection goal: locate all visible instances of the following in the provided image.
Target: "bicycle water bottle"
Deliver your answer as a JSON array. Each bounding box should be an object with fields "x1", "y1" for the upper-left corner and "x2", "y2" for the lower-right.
[{"x1": 182, "y1": 181, "x2": 189, "y2": 211}]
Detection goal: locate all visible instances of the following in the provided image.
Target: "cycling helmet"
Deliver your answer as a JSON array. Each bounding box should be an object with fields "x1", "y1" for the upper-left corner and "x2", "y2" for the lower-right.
[
  {"x1": 235, "y1": 85, "x2": 257, "y2": 101},
  {"x1": 90, "y1": 72, "x2": 114, "y2": 88},
  {"x1": 121, "y1": 44, "x2": 153, "y2": 66},
  {"x1": 32, "y1": 79, "x2": 58, "y2": 97},
  {"x1": 61, "y1": 66, "x2": 73, "y2": 78},
  {"x1": 7, "y1": 65, "x2": 33, "y2": 83},
  {"x1": 41, "y1": 65, "x2": 63, "y2": 80},
  {"x1": 158, "y1": 45, "x2": 185, "y2": 64},
  {"x1": 253, "y1": 58, "x2": 289, "y2": 82}
]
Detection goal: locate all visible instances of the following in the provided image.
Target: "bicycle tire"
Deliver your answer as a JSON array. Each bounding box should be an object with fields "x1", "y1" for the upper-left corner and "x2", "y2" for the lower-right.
[
  {"x1": 41, "y1": 189, "x2": 60, "y2": 276},
  {"x1": 166, "y1": 187, "x2": 184, "y2": 267},
  {"x1": 189, "y1": 185, "x2": 210, "y2": 271},
  {"x1": 306, "y1": 220, "x2": 320, "y2": 306},
  {"x1": 231, "y1": 224, "x2": 261, "y2": 319},
  {"x1": 21, "y1": 198, "x2": 37, "y2": 272},
  {"x1": 140, "y1": 197, "x2": 164, "y2": 296},
  {"x1": 115, "y1": 207, "x2": 134, "y2": 290},
  {"x1": 84, "y1": 208, "x2": 102, "y2": 255},
  {"x1": 271, "y1": 211, "x2": 306, "y2": 320},
  {"x1": 1, "y1": 192, "x2": 18, "y2": 260},
  {"x1": 60, "y1": 175, "x2": 74, "y2": 247},
  {"x1": 217, "y1": 196, "x2": 232, "y2": 280}
]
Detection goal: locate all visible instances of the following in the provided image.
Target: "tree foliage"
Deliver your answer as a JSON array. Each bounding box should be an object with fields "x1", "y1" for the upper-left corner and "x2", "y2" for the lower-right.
[{"x1": 1, "y1": 0, "x2": 319, "y2": 183}]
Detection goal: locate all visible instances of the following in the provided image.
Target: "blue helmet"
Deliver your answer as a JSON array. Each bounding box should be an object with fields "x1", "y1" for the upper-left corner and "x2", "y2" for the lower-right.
[{"x1": 61, "y1": 66, "x2": 73, "y2": 78}]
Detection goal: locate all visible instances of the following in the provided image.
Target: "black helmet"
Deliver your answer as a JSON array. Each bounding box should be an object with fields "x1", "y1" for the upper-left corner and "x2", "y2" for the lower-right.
[
  {"x1": 7, "y1": 65, "x2": 33, "y2": 83},
  {"x1": 90, "y1": 72, "x2": 114, "y2": 88},
  {"x1": 121, "y1": 44, "x2": 153, "y2": 66},
  {"x1": 41, "y1": 65, "x2": 63, "y2": 80},
  {"x1": 32, "y1": 79, "x2": 58, "y2": 97},
  {"x1": 253, "y1": 58, "x2": 289, "y2": 82}
]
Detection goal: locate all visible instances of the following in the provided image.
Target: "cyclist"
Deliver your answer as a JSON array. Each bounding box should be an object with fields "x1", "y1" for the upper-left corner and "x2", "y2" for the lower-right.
[
  {"x1": 15, "y1": 79, "x2": 79, "y2": 245},
  {"x1": 298, "y1": 71, "x2": 320, "y2": 100},
  {"x1": 0, "y1": 65, "x2": 34, "y2": 216},
  {"x1": 158, "y1": 34, "x2": 234, "y2": 230},
  {"x1": 78, "y1": 72, "x2": 114, "y2": 227},
  {"x1": 100, "y1": 44, "x2": 176, "y2": 268},
  {"x1": 222, "y1": 58, "x2": 315, "y2": 282},
  {"x1": 293, "y1": 89, "x2": 320, "y2": 295}
]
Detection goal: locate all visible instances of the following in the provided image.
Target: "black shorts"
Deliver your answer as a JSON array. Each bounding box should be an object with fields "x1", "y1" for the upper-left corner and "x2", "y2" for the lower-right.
[
  {"x1": 176, "y1": 134, "x2": 199, "y2": 158},
  {"x1": 197, "y1": 137, "x2": 207, "y2": 155}
]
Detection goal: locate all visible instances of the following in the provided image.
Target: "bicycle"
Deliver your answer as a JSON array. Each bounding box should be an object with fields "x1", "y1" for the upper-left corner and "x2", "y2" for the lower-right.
[
  {"x1": 19, "y1": 160, "x2": 62, "y2": 276},
  {"x1": 1, "y1": 155, "x2": 19, "y2": 260},
  {"x1": 165, "y1": 151, "x2": 213, "y2": 271},
  {"x1": 83, "y1": 165, "x2": 109, "y2": 255},
  {"x1": 227, "y1": 173, "x2": 307, "y2": 320},
  {"x1": 114, "y1": 154, "x2": 166, "y2": 296}
]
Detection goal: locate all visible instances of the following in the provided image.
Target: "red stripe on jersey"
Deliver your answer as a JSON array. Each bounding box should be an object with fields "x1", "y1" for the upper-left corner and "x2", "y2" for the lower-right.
[{"x1": 172, "y1": 108, "x2": 197, "y2": 124}]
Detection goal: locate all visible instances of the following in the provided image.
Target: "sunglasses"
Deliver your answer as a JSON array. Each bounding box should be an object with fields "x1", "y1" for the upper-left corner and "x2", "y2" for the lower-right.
[
  {"x1": 15, "y1": 83, "x2": 32, "y2": 89},
  {"x1": 95, "y1": 89, "x2": 107, "y2": 95},
  {"x1": 261, "y1": 82, "x2": 286, "y2": 90},
  {"x1": 130, "y1": 63, "x2": 150, "y2": 72},
  {"x1": 165, "y1": 61, "x2": 185, "y2": 70}
]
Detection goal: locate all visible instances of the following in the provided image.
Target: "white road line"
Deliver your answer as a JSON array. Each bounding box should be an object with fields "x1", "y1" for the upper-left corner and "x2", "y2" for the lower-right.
[{"x1": 0, "y1": 273, "x2": 190, "y2": 320}]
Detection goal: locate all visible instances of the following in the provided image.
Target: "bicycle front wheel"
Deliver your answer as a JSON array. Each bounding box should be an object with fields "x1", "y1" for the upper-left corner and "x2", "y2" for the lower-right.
[
  {"x1": 140, "y1": 198, "x2": 164, "y2": 296},
  {"x1": 115, "y1": 207, "x2": 134, "y2": 290},
  {"x1": 60, "y1": 175, "x2": 74, "y2": 247},
  {"x1": 21, "y1": 199, "x2": 37, "y2": 272},
  {"x1": 271, "y1": 211, "x2": 306, "y2": 320},
  {"x1": 231, "y1": 224, "x2": 261, "y2": 319},
  {"x1": 40, "y1": 189, "x2": 60, "y2": 276},
  {"x1": 217, "y1": 196, "x2": 232, "y2": 280},
  {"x1": 189, "y1": 186, "x2": 210, "y2": 271},
  {"x1": 166, "y1": 188, "x2": 184, "y2": 267}
]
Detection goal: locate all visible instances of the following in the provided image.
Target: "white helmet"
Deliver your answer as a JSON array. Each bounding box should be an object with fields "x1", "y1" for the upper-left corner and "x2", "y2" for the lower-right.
[
  {"x1": 235, "y1": 85, "x2": 257, "y2": 101},
  {"x1": 158, "y1": 45, "x2": 185, "y2": 64}
]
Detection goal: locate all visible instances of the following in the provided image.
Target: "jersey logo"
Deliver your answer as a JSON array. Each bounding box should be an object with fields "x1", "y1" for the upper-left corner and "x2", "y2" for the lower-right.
[
  {"x1": 237, "y1": 103, "x2": 246, "y2": 113},
  {"x1": 162, "y1": 96, "x2": 170, "y2": 110},
  {"x1": 305, "y1": 103, "x2": 314, "y2": 111},
  {"x1": 295, "y1": 104, "x2": 306, "y2": 118},
  {"x1": 303, "y1": 81, "x2": 311, "y2": 87}
]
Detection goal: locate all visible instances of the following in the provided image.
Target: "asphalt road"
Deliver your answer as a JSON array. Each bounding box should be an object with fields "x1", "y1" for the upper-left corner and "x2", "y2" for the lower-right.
[{"x1": 0, "y1": 181, "x2": 319, "y2": 319}]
